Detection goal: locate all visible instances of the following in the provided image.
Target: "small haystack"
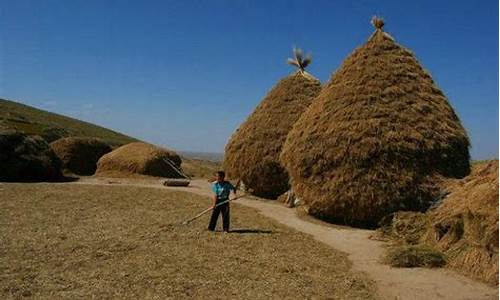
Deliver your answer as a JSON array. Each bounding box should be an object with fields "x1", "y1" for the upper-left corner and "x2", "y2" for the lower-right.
[
  {"x1": 223, "y1": 48, "x2": 321, "y2": 199},
  {"x1": 0, "y1": 131, "x2": 62, "y2": 182},
  {"x1": 50, "y1": 137, "x2": 112, "y2": 175},
  {"x1": 96, "y1": 142, "x2": 184, "y2": 178},
  {"x1": 280, "y1": 17, "x2": 470, "y2": 227},
  {"x1": 380, "y1": 161, "x2": 498, "y2": 284},
  {"x1": 427, "y1": 160, "x2": 498, "y2": 284}
]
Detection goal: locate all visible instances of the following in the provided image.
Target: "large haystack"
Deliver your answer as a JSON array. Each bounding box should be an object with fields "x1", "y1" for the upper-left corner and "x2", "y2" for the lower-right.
[
  {"x1": 381, "y1": 161, "x2": 498, "y2": 284},
  {"x1": 0, "y1": 131, "x2": 62, "y2": 182},
  {"x1": 280, "y1": 17, "x2": 470, "y2": 227},
  {"x1": 223, "y1": 49, "x2": 321, "y2": 199},
  {"x1": 50, "y1": 137, "x2": 112, "y2": 175},
  {"x1": 96, "y1": 142, "x2": 183, "y2": 178}
]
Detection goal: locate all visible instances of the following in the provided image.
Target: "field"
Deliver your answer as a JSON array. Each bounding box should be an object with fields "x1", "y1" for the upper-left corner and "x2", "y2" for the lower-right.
[{"x1": 0, "y1": 183, "x2": 376, "y2": 299}]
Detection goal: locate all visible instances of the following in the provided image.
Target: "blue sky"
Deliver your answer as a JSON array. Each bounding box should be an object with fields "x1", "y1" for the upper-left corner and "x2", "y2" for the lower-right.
[{"x1": 1, "y1": 0, "x2": 498, "y2": 159}]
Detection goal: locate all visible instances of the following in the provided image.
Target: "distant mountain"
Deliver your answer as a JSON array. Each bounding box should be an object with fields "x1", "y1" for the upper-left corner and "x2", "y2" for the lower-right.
[
  {"x1": 179, "y1": 151, "x2": 223, "y2": 163},
  {"x1": 0, "y1": 98, "x2": 137, "y2": 146}
]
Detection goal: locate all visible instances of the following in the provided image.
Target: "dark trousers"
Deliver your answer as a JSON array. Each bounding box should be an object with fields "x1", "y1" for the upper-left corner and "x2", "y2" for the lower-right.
[{"x1": 208, "y1": 202, "x2": 230, "y2": 232}]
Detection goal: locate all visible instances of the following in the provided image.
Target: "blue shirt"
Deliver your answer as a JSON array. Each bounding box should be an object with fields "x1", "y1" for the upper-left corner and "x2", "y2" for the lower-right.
[{"x1": 211, "y1": 181, "x2": 235, "y2": 200}]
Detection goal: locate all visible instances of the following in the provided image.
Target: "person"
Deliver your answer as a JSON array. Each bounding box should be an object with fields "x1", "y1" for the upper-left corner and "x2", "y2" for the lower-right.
[{"x1": 208, "y1": 171, "x2": 236, "y2": 232}]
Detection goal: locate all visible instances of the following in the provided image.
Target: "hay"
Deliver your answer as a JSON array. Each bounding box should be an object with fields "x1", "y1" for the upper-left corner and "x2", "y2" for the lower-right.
[
  {"x1": 224, "y1": 52, "x2": 321, "y2": 199},
  {"x1": 0, "y1": 131, "x2": 62, "y2": 182},
  {"x1": 277, "y1": 189, "x2": 300, "y2": 208},
  {"x1": 96, "y1": 142, "x2": 184, "y2": 178},
  {"x1": 379, "y1": 161, "x2": 498, "y2": 284},
  {"x1": 379, "y1": 211, "x2": 429, "y2": 244},
  {"x1": 385, "y1": 244, "x2": 446, "y2": 268},
  {"x1": 50, "y1": 137, "x2": 112, "y2": 175},
  {"x1": 426, "y1": 160, "x2": 498, "y2": 284},
  {"x1": 280, "y1": 18, "x2": 470, "y2": 227}
]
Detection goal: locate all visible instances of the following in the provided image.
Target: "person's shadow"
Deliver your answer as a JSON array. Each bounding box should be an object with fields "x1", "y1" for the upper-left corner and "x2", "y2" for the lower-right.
[{"x1": 228, "y1": 228, "x2": 274, "y2": 234}]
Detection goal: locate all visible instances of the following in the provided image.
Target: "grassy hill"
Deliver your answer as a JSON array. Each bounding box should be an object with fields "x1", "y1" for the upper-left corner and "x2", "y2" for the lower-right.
[
  {"x1": 0, "y1": 98, "x2": 220, "y2": 178},
  {"x1": 0, "y1": 98, "x2": 137, "y2": 146}
]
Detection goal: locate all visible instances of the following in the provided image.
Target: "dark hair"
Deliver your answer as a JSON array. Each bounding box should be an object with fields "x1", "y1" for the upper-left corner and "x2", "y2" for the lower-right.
[{"x1": 216, "y1": 171, "x2": 225, "y2": 178}]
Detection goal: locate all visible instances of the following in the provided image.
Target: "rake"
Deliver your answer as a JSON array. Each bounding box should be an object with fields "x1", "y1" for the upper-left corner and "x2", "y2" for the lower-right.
[{"x1": 181, "y1": 194, "x2": 247, "y2": 225}]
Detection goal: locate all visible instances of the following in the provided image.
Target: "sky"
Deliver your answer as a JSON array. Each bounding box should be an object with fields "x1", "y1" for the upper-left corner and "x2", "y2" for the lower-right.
[{"x1": 1, "y1": 0, "x2": 498, "y2": 159}]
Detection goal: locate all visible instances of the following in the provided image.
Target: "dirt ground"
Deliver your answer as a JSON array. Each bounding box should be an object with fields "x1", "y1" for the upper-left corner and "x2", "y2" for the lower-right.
[{"x1": 0, "y1": 183, "x2": 377, "y2": 300}]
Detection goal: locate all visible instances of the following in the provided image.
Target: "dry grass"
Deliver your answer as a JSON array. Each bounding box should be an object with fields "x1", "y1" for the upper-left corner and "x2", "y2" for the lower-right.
[
  {"x1": 384, "y1": 244, "x2": 446, "y2": 268},
  {"x1": 96, "y1": 142, "x2": 184, "y2": 179},
  {"x1": 0, "y1": 183, "x2": 377, "y2": 299},
  {"x1": 224, "y1": 72, "x2": 321, "y2": 199},
  {"x1": 281, "y1": 19, "x2": 469, "y2": 228}
]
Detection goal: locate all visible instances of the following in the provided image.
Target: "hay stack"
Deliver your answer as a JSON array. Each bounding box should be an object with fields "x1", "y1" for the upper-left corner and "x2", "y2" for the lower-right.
[
  {"x1": 280, "y1": 17, "x2": 470, "y2": 227},
  {"x1": 0, "y1": 131, "x2": 62, "y2": 181},
  {"x1": 223, "y1": 48, "x2": 321, "y2": 199},
  {"x1": 50, "y1": 137, "x2": 112, "y2": 175},
  {"x1": 96, "y1": 142, "x2": 183, "y2": 178},
  {"x1": 381, "y1": 161, "x2": 498, "y2": 284}
]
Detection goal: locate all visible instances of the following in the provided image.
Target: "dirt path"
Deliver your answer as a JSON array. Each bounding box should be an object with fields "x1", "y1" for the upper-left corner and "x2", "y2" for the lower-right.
[{"x1": 75, "y1": 178, "x2": 498, "y2": 300}]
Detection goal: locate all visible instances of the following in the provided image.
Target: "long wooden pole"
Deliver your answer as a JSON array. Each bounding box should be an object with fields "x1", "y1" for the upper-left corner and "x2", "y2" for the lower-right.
[{"x1": 182, "y1": 194, "x2": 246, "y2": 225}]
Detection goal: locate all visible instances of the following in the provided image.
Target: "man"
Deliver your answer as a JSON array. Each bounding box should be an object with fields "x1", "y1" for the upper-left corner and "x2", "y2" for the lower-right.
[{"x1": 208, "y1": 171, "x2": 236, "y2": 232}]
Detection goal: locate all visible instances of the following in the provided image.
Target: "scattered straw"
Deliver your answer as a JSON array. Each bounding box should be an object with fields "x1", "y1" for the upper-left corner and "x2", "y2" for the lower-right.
[{"x1": 385, "y1": 244, "x2": 446, "y2": 268}]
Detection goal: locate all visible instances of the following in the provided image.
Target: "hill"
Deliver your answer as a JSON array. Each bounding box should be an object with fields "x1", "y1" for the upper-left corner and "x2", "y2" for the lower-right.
[
  {"x1": 0, "y1": 98, "x2": 137, "y2": 146},
  {"x1": 0, "y1": 98, "x2": 220, "y2": 178},
  {"x1": 179, "y1": 151, "x2": 223, "y2": 162}
]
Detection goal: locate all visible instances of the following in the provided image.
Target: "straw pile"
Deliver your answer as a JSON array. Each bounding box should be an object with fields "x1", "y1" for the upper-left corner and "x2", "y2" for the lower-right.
[
  {"x1": 0, "y1": 131, "x2": 62, "y2": 182},
  {"x1": 50, "y1": 137, "x2": 112, "y2": 175},
  {"x1": 280, "y1": 17, "x2": 470, "y2": 227},
  {"x1": 96, "y1": 142, "x2": 183, "y2": 178},
  {"x1": 380, "y1": 160, "x2": 498, "y2": 284},
  {"x1": 427, "y1": 160, "x2": 498, "y2": 284},
  {"x1": 224, "y1": 49, "x2": 321, "y2": 199}
]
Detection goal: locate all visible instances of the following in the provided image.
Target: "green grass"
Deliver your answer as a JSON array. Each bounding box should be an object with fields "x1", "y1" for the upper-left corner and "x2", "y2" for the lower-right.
[{"x1": 0, "y1": 98, "x2": 137, "y2": 146}]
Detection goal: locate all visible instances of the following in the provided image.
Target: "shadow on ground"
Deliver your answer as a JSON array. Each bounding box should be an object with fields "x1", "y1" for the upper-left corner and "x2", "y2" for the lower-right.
[{"x1": 229, "y1": 228, "x2": 274, "y2": 234}]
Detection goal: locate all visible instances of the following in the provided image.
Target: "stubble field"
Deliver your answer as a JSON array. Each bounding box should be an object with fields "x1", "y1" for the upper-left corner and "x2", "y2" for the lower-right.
[{"x1": 0, "y1": 183, "x2": 376, "y2": 299}]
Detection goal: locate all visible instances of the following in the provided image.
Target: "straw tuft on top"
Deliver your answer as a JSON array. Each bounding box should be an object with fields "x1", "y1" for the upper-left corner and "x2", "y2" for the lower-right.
[
  {"x1": 287, "y1": 47, "x2": 312, "y2": 73},
  {"x1": 371, "y1": 16, "x2": 385, "y2": 30}
]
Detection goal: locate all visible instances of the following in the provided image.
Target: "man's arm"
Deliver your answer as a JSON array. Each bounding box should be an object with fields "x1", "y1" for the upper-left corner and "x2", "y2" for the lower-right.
[{"x1": 211, "y1": 184, "x2": 218, "y2": 207}]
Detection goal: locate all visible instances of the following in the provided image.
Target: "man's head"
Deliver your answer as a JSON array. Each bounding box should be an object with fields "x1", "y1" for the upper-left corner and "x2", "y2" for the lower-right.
[{"x1": 215, "y1": 171, "x2": 225, "y2": 182}]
